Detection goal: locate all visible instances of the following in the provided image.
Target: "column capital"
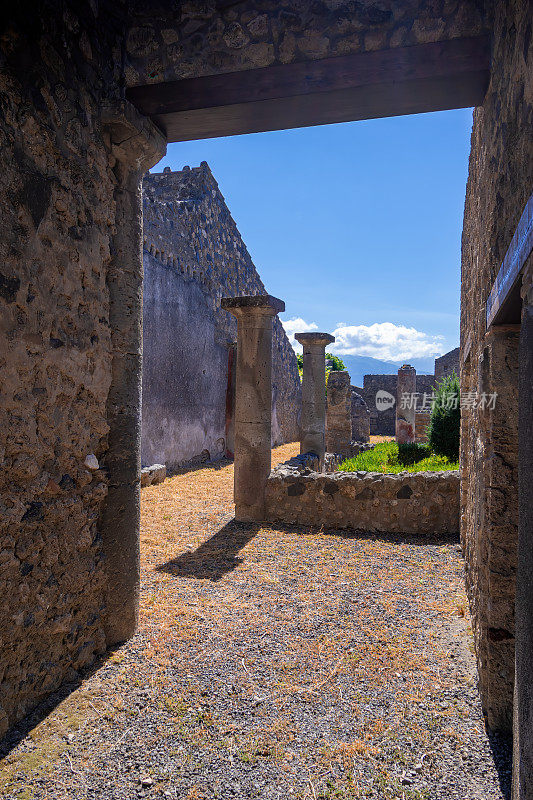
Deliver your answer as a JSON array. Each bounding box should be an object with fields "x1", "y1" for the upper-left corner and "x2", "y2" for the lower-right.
[
  {"x1": 295, "y1": 332, "x2": 335, "y2": 348},
  {"x1": 101, "y1": 100, "x2": 166, "y2": 172},
  {"x1": 221, "y1": 294, "x2": 284, "y2": 317}
]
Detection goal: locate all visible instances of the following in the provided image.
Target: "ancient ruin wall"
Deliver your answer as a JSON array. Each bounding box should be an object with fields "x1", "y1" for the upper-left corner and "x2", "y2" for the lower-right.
[
  {"x1": 0, "y1": 3, "x2": 128, "y2": 737},
  {"x1": 435, "y1": 346, "x2": 460, "y2": 380},
  {"x1": 142, "y1": 164, "x2": 301, "y2": 467},
  {"x1": 360, "y1": 374, "x2": 436, "y2": 435},
  {"x1": 266, "y1": 467, "x2": 460, "y2": 535},
  {"x1": 351, "y1": 389, "x2": 370, "y2": 443},
  {"x1": 460, "y1": 0, "x2": 532, "y2": 731}
]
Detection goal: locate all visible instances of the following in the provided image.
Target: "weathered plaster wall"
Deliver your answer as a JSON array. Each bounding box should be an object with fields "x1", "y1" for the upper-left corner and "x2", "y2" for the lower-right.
[
  {"x1": 141, "y1": 251, "x2": 228, "y2": 469},
  {"x1": 0, "y1": 2, "x2": 128, "y2": 737},
  {"x1": 266, "y1": 466, "x2": 460, "y2": 535},
  {"x1": 460, "y1": 0, "x2": 532, "y2": 731},
  {"x1": 142, "y1": 164, "x2": 301, "y2": 466},
  {"x1": 124, "y1": 0, "x2": 487, "y2": 87}
]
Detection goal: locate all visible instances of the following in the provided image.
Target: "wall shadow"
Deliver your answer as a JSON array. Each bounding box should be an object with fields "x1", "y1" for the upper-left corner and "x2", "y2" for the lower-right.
[
  {"x1": 156, "y1": 520, "x2": 260, "y2": 581},
  {"x1": 487, "y1": 728, "x2": 513, "y2": 799},
  {"x1": 156, "y1": 518, "x2": 458, "y2": 586},
  {"x1": 0, "y1": 648, "x2": 116, "y2": 760},
  {"x1": 166, "y1": 455, "x2": 232, "y2": 478},
  {"x1": 263, "y1": 520, "x2": 460, "y2": 548}
]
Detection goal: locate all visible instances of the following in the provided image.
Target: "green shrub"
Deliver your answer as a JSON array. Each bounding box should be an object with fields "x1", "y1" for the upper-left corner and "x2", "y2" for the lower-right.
[
  {"x1": 397, "y1": 442, "x2": 431, "y2": 466},
  {"x1": 325, "y1": 353, "x2": 345, "y2": 371},
  {"x1": 427, "y1": 371, "x2": 461, "y2": 462}
]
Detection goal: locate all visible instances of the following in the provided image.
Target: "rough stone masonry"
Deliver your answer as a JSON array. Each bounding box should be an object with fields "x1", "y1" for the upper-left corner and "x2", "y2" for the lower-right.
[
  {"x1": 326, "y1": 370, "x2": 352, "y2": 457},
  {"x1": 266, "y1": 466, "x2": 460, "y2": 536}
]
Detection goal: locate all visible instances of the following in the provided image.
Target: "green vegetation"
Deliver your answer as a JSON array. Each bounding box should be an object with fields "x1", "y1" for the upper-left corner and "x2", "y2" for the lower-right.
[
  {"x1": 325, "y1": 352, "x2": 345, "y2": 371},
  {"x1": 296, "y1": 351, "x2": 345, "y2": 383},
  {"x1": 427, "y1": 371, "x2": 461, "y2": 462},
  {"x1": 339, "y1": 441, "x2": 459, "y2": 474}
]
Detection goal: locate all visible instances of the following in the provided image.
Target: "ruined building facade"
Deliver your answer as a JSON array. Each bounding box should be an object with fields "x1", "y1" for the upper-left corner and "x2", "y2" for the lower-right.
[
  {"x1": 141, "y1": 164, "x2": 301, "y2": 470},
  {"x1": 0, "y1": 2, "x2": 531, "y2": 788}
]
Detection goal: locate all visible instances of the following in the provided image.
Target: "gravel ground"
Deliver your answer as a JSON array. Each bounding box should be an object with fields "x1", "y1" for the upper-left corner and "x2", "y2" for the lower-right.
[{"x1": 0, "y1": 444, "x2": 511, "y2": 799}]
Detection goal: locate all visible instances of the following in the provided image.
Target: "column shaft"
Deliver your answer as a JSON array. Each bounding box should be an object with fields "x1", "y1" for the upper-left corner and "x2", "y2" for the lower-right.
[
  {"x1": 295, "y1": 333, "x2": 335, "y2": 470},
  {"x1": 222, "y1": 296, "x2": 284, "y2": 521},
  {"x1": 100, "y1": 102, "x2": 166, "y2": 645},
  {"x1": 326, "y1": 370, "x2": 352, "y2": 456},
  {"x1": 396, "y1": 364, "x2": 417, "y2": 444}
]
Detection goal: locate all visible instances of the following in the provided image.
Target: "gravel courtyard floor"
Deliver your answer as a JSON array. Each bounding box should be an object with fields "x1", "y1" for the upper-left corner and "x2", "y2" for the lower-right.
[{"x1": 0, "y1": 443, "x2": 511, "y2": 799}]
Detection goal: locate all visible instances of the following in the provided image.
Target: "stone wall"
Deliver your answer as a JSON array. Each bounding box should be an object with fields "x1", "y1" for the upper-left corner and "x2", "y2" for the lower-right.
[
  {"x1": 415, "y1": 412, "x2": 431, "y2": 444},
  {"x1": 360, "y1": 374, "x2": 436, "y2": 436},
  {"x1": 142, "y1": 250, "x2": 229, "y2": 469},
  {"x1": 460, "y1": 0, "x2": 532, "y2": 731},
  {"x1": 0, "y1": 2, "x2": 129, "y2": 738},
  {"x1": 325, "y1": 370, "x2": 352, "y2": 456},
  {"x1": 142, "y1": 164, "x2": 301, "y2": 468},
  {"x1": 124, "y1": 1, "x2": 487, "y2": 88},
  {"x1": 266, "y1": 466, "x2": 460, "y2": 535},
  {"x1": 435, "y1": 347, "x2": 460, "y2": 380}
]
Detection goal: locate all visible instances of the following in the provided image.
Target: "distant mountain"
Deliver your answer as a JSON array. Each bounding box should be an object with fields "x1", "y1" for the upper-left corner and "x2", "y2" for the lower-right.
[{"x1": 334, "y1": 353, "x2": 438, "y2": 387}]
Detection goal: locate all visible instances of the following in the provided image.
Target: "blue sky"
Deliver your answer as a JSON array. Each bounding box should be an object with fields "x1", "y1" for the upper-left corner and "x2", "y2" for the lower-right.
[{"x1": 154, "y1": 108, "x2": 473, "y2": 362}]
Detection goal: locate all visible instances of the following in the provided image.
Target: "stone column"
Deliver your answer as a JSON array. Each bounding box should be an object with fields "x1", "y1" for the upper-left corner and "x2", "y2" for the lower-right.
[
  {"x1": 221, "y1": 295, "x2": 284, "y2": 522},
  {"x1": 100, "y1": 102, "x2": 166, "y2": 646},
  {"x1": 351, "y1": 389, "x2": 370, "y2": 443},
  {"x1": 396, "y1": 364, "x2": 417, "y2": 444},
  {"x1": 295, "y1": 332, "x2": 335, "y2": 469},
  {"x1": 326, "y1": 370, "x2": 352, "y2": 456},
  {"x1": 513, "y1": 263, "x2": 533, "y2": 800}
]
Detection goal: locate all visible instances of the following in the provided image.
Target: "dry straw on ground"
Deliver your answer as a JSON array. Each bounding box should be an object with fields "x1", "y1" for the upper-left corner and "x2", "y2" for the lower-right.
[{"x1": 0, "y1": 443, "x2": 510, "y2": 799}]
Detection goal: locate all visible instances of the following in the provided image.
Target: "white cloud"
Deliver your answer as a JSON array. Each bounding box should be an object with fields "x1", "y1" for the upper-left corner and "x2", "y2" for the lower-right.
[
  {"x1": 281, "y1": 317, "x2": 318, "y2": 352},
  {"x1": 282, "y1": 318, "x2": 445, "y2": 361},
  {"x1": 331, "y1": 322, "x2": 444, "y2": 361}
]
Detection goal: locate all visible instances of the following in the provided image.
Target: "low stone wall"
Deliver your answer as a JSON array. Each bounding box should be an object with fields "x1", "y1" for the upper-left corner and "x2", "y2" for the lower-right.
[{"x1": 266, "y1": 467, "x2": 459, "y2": 535}]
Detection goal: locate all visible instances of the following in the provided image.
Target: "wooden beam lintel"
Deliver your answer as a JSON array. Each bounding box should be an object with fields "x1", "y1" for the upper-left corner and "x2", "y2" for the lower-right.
[{"x1": 126, "y1": 36, "x2": 490, "y2": 143}]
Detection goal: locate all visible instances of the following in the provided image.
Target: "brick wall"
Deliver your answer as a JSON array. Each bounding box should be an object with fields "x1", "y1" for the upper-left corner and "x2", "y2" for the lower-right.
[{"x1": 435, "y1": 347, "x2": 460, "y2": 381}]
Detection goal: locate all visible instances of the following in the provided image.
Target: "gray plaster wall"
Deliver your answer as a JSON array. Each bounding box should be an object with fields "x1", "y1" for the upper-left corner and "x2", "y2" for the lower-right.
[
  {"x1": 141, "y1": 164, "x2": 301, "y2": 468},
  {"x1": 142, "y1": 252, "x2": 228, "y2": 469}
]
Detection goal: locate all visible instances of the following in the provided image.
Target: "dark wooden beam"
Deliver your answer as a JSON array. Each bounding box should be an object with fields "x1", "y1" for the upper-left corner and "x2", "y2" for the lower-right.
[
  {"x1": 486, "y1": 192, "x2": 533, "y2": 328},
  {"x1": 126, "y1": 36, "x2": 490, "y2": 143}
]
